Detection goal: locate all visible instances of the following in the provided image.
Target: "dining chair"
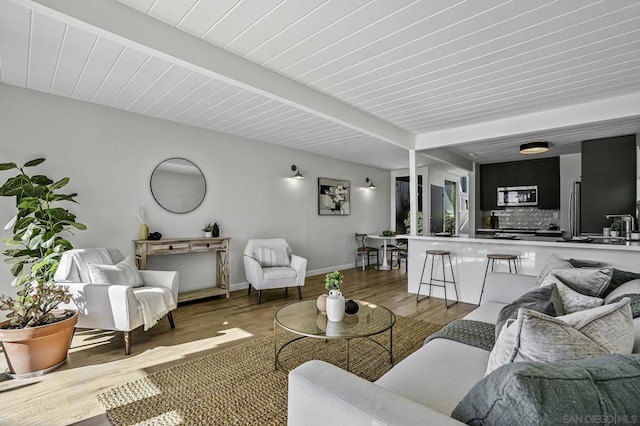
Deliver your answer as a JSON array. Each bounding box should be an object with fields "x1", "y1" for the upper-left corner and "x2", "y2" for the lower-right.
[
  {"x1": 354, "y1": 233, "x2": 379, "y2": 270},
  {"x1": 390, "y1": 238, "x2": 408, "y2": 272}
]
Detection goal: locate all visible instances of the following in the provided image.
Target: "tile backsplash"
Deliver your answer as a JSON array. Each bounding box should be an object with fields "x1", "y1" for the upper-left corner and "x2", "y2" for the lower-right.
[{"x1": 483, "y1": 207, "x2": 559, "y2": 229}]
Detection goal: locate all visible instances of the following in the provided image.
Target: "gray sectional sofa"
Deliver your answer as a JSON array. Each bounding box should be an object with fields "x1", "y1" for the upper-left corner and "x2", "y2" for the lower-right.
[{"x1": 288, "y1": 271, "x2": 640, "y2": 425}]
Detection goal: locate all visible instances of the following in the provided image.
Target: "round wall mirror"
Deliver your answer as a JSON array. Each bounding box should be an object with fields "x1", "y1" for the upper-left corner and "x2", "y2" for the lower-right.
[{"x1": 150, "y1": 158, "x2": 206, "y2": 214}]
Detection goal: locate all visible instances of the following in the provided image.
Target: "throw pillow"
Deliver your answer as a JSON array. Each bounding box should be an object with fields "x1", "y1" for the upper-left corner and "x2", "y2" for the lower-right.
[
  {"x1": 88, "y1": 256, "x2": 144, "y2": 287},
  {"x1": 536, "y1": 254, "x2": 573, "y2": 284},
  {"x1": 555, "y1": 281, "x2": 604, "y2": 314},
  {"x1": 452, "y1": 354, "x2": 640, "y2": 426},
  {"x1": 495, "y1": 285, "x2": 564, "y2": 339},
  {"x1": 253, "y1": 246, "x2": 290, "y2": 267},
  {"x1": 539, "y1": 267, "x2": 612, "y2": 297},
  {"x1": 567, "y1": 258, "x2": 604, "y2": 268},
  {"x1": 606, "y1": 269, "x2": 640, "y2": 296},
  {"x1": 486, "y1": 298, "x2": 634, "y2": 376},
  {"x1": 605, "y1": 280, "x2": 640, "y2": 318}
]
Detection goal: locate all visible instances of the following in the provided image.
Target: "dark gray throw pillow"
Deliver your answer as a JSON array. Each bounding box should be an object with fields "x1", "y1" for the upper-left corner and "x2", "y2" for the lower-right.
[
  {"x1": 607, "y1": 269, "x2": 640, "y2": 296},
  {"x1": 452, "y1": 354, "x2": 640, "y2": 426},
  {"x1": 495, "y1": 285, "x2": 564, "y2": 339},
  {"x1": 609, "y1": 294, "x2": 640, "y2": 318}
]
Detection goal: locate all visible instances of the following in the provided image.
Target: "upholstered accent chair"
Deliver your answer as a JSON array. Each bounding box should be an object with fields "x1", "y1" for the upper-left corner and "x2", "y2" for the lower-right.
[
  {"x1": 54, "y1": 248, "x2": 179, "y2": 355},
  {"x1": 243, "y1": 238, "x2": 307, "y2": 304}
]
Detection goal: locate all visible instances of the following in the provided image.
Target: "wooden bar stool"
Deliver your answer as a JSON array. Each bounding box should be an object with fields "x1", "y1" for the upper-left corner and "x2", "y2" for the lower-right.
[
  {"x1": 478, "y1": 254, "x2": 519, "y2": 305},
  {"x1": 417, "y1": 250, "x2": 459, "y2": 308}
]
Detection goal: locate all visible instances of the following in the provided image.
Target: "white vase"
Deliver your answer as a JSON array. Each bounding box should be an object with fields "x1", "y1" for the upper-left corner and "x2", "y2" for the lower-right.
[
  {"x1": 610, "y1": 231, "x2": 619, "y2": 238},
  {"x1": 204, "y1": 231, "x2": 213, "y2": 238},
  {"x1": 326, "y1": 289, "x2": 345, "y2": 322}
]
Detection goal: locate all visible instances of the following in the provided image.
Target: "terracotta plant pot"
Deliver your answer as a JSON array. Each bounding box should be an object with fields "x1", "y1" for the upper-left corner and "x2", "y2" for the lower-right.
[{"x1": 0, "y1": 309, "x2": 78, "y2": 378}]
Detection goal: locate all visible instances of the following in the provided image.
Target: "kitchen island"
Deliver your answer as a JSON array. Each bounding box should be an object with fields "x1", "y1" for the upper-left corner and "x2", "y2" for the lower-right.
[{"x1": 407, "y1": 235, "x2": 640, "y2": 305}]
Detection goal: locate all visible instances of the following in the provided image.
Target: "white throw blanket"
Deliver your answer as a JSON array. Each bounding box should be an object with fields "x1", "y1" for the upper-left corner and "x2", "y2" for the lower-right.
[{"x1": 133, "y1": 287, "x2": 177, "y2": 331}]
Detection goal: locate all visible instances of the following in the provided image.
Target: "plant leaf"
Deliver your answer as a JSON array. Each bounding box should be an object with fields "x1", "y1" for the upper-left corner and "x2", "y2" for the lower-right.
[
  {"x1": 0, "y1": 162, "x2": 18, "y2": 171},
  {"x1": 4, "y1": 215, "x2": 17, "y2": 231},
  {"x1": 49, "y1": 177, "x2": 69, "y2": 191},
  {"x1": 23, "y1": 158, "x2": 45, "y2": 167}
]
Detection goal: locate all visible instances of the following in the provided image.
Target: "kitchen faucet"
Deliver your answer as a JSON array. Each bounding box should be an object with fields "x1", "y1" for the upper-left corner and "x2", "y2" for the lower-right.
[{"x1": 605, "y1": 214, "x2": 635, "y2": 240}]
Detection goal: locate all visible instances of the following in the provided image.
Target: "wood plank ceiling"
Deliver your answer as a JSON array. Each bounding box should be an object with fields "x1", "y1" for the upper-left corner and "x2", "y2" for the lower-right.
[{"x1": 1, "y1": 0, "x2": 639, "y2": 169}]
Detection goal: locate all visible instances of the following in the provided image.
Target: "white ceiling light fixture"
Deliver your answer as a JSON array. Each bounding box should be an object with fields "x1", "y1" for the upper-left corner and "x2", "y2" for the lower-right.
[{"x1": 520, "y1": 141, "x2": 550, "y2": 154}]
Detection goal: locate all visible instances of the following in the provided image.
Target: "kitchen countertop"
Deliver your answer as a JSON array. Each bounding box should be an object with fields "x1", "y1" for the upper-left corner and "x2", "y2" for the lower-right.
[{"x1": 405, "y1": 234, "x2": 640, "y2": 251}]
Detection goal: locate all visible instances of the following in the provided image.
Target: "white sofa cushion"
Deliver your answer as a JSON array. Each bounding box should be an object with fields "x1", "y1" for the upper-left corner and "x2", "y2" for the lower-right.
[
  {"x1": 263, "y1": 267, "x2": 297, "y2": 280},
  {"x1": 375, "y1": 338, "x2": 490, "y2": 416},
  {"x1": 463, "y1": 302, "x2": 505, "y2": 324},
  {"x1": 487, "y1": 298, "x2": 635, "y2": 375},
  {"x1": 88, "y1": 256, "x2": 144, "y2": 287}
]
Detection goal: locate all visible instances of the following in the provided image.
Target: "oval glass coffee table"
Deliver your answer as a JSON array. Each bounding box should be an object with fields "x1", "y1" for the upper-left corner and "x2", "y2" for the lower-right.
[{"x1": 274, "y1": 299, "x2": 396, "y2": 372}]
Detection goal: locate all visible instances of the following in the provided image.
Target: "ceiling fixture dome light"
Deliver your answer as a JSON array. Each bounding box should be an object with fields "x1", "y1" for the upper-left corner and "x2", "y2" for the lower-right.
[{"x1": 520, "y1": 141, "x2": 549, "y2": 154}]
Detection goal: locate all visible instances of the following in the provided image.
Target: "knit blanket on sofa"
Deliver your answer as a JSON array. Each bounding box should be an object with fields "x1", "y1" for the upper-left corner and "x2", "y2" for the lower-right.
[{"x1": 424, "y1": 319, "x2": 495, "y2": 351}]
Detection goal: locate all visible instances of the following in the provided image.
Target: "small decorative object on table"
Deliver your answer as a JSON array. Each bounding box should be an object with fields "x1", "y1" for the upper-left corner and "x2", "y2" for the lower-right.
[
  {"x1": 212, "y1": 222, "x2": 220, "y2": 237},
  {"x1": 148, "y1": 231, "x2": 162, "y2": 241},
  {"x1": 382, "y1": 229, "x2": 394, "y2": 236},
  {"x1": 136, "y1": 207, "x2": 149, "y2": 240},
  {"x1": 632, "y1": 229, "x2": 640, "y2": 241},
  {"x1": 345, "y1": 299, "x2": 359, "y2": 315},
  {"x1": 202, "y1": 223, "x2": 214, "y2": 238},
  {"x1": 316, "y1": 294, "x2": 328, "y2": 313},
  {"x1": 324, "y1": 271, "x2": 345, "y2": 322}
]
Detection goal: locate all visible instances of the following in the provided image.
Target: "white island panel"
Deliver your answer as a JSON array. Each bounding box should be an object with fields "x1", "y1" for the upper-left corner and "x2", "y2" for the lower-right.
[{"x1": 407, "y1": 236, "x2": 640, "y2": 305}]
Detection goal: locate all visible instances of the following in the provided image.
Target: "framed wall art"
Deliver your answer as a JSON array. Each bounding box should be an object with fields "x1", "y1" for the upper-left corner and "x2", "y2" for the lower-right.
[{"x1": 318, "y1": 178, "x2": 350, "y2": 215}]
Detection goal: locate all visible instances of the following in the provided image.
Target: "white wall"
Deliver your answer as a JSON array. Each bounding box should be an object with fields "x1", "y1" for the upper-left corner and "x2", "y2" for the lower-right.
[
  {"x1": 559, "y1": 153, "x2": 582, "y2": 233},
  {"x1": 0, "y1": 84, "x2": 390, "y2": 296}
]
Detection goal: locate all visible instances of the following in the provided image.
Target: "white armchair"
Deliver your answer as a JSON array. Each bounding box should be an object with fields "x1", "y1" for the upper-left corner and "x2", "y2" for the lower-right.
[
  {"x1": 243, "y1": 238, "x2": 307, "y2": 304},
  {"x1": 54, "y1": 248, "x2": 179, "y2": 355}
]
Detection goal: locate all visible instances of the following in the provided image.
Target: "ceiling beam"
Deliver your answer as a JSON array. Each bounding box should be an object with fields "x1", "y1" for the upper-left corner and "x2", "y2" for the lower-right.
[
  {"x1": 419, "y1": 148, "x2": 473, "y2": 171},
  {"x1": 16, "y1": 0, "x2": 415, "y2": 150},
  {"x1": 415, "y1": 92, "x2": 640, "y2": 150}
]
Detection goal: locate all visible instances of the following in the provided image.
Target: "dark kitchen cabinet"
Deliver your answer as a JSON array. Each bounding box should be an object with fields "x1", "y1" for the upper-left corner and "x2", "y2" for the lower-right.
[
  {"x1": 480, "y1": 164, "x2": 498, "y2": 210},
  {"x1": 480, "y1": 157, "x2": 559, "y2": 211},
  {"x1": 497, "y1": 163, "x2": 518, "y2": 187},
  {"x1": 581, "y1": 135, "x2": 636, "y2": 234},
  {"x1": 517, "y1": 161, "x2": 538, "y2": 186},
  {"x1": 537, "y1": 157, "x2": 560, "y2": 209}
]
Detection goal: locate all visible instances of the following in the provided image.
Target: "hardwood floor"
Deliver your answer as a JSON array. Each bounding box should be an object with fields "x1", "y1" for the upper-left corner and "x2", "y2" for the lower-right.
[{"x1": 0, "y1": 267, "x2": 475, "y2": 425}]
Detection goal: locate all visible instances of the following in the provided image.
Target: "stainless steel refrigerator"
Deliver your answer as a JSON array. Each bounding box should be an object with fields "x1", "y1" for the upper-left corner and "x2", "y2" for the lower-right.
[{"x1": 569, "y1": 181, "x2": 581, "y2": 237}]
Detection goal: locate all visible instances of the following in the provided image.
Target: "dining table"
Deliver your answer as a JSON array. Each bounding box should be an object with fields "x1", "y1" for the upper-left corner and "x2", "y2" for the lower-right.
[{"x1": 366, "y1": 235, "x2": 397, "y2": 270}]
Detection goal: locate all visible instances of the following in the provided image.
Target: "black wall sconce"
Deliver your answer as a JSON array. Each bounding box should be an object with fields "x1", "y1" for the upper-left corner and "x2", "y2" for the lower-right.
[
  {"x1": 366, "y1": 178, "x2": 376, "y2": 189},
  {"x1": 291, "y1": 165, "x2": 304, "y2": 179}
]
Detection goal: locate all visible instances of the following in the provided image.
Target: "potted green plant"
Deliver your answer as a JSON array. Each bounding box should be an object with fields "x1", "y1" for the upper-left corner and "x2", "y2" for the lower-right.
[
  {"x1": 202, "y1": 223, "x2": 214, "y2": 238},
  {"x1": 610, "y1": 221, "x2": 620, "y2": 238},
  {"x1": 0, "y1": 158, "x2": 86, "y2": 378},
  {"x1": 324, "y1": 271, "x2": 344, "y2": 291}
]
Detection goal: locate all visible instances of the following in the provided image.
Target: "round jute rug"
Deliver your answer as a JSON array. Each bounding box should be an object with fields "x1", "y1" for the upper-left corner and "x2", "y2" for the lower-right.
[{"x1": 97, "y1": 316, "x2": 442, "y2": 425}]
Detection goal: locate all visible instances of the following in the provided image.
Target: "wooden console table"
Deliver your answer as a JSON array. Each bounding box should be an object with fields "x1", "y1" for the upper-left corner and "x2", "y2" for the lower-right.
[{"x1": 133, "y1": 237, "x2": 231, "y2": 303}]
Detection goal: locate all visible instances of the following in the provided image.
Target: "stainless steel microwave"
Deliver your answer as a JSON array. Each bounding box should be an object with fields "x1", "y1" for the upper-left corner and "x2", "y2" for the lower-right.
[{"x1": 497, "y1": 185, "x2": 538, "y2": 207}]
